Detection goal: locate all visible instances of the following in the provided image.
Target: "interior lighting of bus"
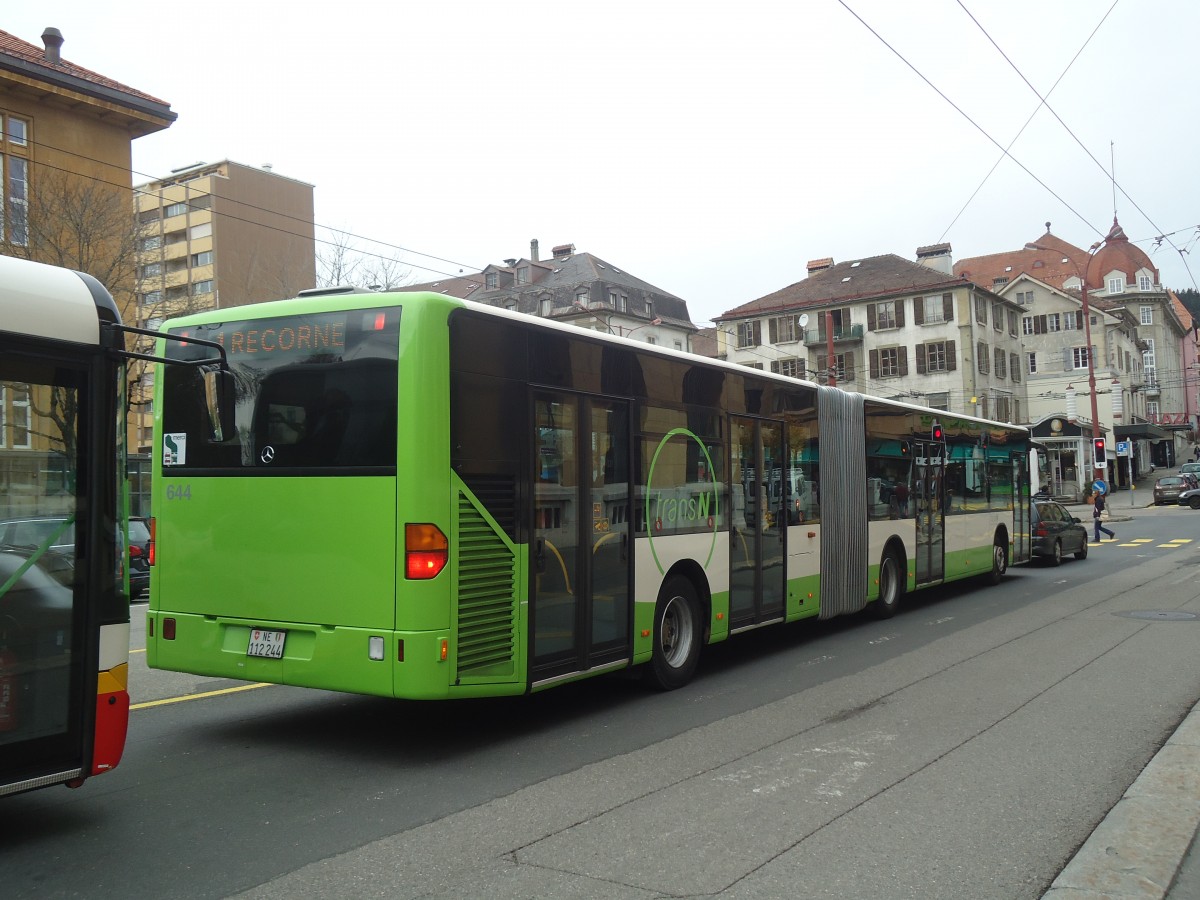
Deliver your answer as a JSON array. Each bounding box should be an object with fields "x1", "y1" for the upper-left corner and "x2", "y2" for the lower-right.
[{"x1": 405, "y1": 524, "x2": 448, "y2": 579}]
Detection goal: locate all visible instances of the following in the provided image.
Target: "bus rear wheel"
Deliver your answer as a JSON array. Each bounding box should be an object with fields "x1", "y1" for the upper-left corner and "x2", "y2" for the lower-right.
[
  {"x1": 874, "y1": 550, "x2": 904, "y2": 618},
  {"x1": 644, "y1": 576, "x2": 702, "y2": 691},
  {"x1": 986, "y1": 539, "x2": 1008, "y2": 583}
]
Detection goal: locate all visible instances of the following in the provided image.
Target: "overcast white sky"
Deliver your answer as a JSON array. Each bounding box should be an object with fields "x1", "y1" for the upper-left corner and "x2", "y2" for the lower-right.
[{"x1": 8, "y1": 1, "x2": 1199, "y2": 324}]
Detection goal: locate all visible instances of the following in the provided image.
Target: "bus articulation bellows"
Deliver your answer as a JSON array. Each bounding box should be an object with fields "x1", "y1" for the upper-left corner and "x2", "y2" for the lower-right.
[{"x1": 148, "y1": 288, "x2": 1032, "y2": 699}]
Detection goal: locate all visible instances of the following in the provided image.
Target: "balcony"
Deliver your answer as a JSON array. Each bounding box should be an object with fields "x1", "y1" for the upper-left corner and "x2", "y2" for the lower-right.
[
  {"x1": 1144, "y1": 379, "x2": 1161, "y2": 398},
  {"x1": 804, "y1": 323, "x2": 864, "y2": 345}
]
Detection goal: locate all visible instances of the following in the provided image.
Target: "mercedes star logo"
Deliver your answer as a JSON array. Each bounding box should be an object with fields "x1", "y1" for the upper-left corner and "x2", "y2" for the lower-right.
[{"x1": 260, "y1": 445, "x2": 276, "y2": 464}]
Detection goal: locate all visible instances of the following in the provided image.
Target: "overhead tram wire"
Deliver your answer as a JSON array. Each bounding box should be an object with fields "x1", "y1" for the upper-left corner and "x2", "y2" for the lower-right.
[
  {"x1": 835, "y1": 0, "x2": 1097, "y2": 240},
  {"x1": 938, "y1": 0, "x2": 1119, "y2": 243},
  {"x1": 15, "y1": 136, "x2": 484, "y2": 280},
  {"x1": 952, "y1": 0, "x2": 1197, "y2": 292}
]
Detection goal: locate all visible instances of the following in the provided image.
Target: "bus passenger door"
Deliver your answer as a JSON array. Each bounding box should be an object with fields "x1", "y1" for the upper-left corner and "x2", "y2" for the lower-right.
[
  {"x1": 1011, "y1": 452, "x2": 1031, "y2": 564},
  {"x1": 531, "y1": 393, "x2": 630, "y2": 682},
  {"x1": 729, "y1": 417, "x2": 787, "y2": 630},
  {"x1": 914, "y1": 440, "x2": 945, "y2": 585}
]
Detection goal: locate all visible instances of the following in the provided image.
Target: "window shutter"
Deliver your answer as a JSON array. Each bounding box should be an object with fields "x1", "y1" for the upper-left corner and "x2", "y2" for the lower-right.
[
  {"x1": 896, "y1": 300, "x2": 906, "y2": 328},
  {"x1": 943, "y1": 293, "x2": 954, "y2": 321},
  {"x1": 753, "y1": 321, "x2": 761, "y2": 345},
  {"x1": 798, "y1": 359, "x2": 806, "y2": 379},
  {"x1": 914, "y1": 298, "x2": 925, "y2": 326},
  {"x1": 1036, "y1": 315, "x2": 1047, "y2": 335},
  {"x1": 869, "y1": 349, "x2": 880, "y2": 378},
  {"x1": 899, "y1": 347, "x2": 909, "y2": 376},
  {"x1": 844, "y1": 351, "x2": 855, "y2": 381},
  {"x1": 866, "y1": 304, "x2": 877, "y2": 331},
  {"x1": 817, "y1": 354, "x2": 827, "y2": 379},
  {"x1": 768, "y1": 318, "x2": 778, "y2": 344},
  {"x1": 1011, "y1": 353, "x2": 1020, "y2": 382},
  {"x1": 916, "y1": 344, "x2": 927, "y2": 374},
  {"x1": 1063, "y1": 347, "x2": 1073, "y2": 371},
  {"x1": 946, "y1": 340, "x2": 957, "y2": 371},
  {"x1": 770, "y1": 360, "x2": 780, "y2": 374}
]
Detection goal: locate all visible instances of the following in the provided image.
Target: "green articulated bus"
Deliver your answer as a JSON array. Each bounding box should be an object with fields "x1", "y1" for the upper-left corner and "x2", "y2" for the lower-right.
[{"x1": 147, "y1": 288, "x2": 1032, "y2": 698}]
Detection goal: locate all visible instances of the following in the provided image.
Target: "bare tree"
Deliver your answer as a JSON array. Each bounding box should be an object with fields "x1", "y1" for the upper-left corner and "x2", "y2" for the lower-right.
[{"x1": 316, "y1": 228, "x2": 411, "y2": 290}]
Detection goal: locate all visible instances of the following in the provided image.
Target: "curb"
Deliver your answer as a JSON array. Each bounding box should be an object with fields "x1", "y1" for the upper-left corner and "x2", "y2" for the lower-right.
[{"x1": 1043, "y1": 700, "x2": 1200, "y2": 898}]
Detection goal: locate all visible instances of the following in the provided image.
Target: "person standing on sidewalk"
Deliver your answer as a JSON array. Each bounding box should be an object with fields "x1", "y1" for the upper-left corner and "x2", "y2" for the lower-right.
[{"x1": 1092, "y1": 492, "x2": 1115, "y2": 543}]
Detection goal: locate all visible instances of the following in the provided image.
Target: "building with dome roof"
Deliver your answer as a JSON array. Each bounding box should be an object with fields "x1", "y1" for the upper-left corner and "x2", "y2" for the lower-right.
[{"x1": 957, "y1": 222, "x2": 1194, "y2": 496}]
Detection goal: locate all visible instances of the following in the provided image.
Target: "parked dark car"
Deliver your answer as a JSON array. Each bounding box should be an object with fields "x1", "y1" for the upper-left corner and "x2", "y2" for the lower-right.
[
  {"x1": 1176, "y1": 484, "x2": 1200, "y2": 510},
  {"x1": 0, "y1": 516, "x2": 75, "y2": 587},
  {"x1": 1031, "y1": 500, "x2": 1089, "y2": 566},
  {"x1": 127, "y1": 517, "x2": 151, "y2": 602},
  {"x1": 1154, "y1": 475, "x2": 1197, "y2": 505}
]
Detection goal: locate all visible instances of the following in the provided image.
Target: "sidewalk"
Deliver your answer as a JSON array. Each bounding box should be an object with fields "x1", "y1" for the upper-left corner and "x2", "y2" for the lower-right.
[{"x1": 1043, "y1": 463, "x2": 1200, "y2": 899}]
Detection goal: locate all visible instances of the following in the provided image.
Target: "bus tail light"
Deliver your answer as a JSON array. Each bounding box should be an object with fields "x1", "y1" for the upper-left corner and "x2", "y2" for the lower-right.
[
  {"x1": 163, "y1": 618, "x2": 176, "y2": 641},
  {"x1": 405, "y1": 524, "x2": 448, "y2": 579},
  {"x1": 148, "y1": 517, "x2": 156, "y2": 567}
]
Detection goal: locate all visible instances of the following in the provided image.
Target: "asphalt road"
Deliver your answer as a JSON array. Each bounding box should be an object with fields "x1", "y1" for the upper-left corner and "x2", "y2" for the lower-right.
[{"x1": 2, "y1": 508, "x2": 1198, "y2": 899}]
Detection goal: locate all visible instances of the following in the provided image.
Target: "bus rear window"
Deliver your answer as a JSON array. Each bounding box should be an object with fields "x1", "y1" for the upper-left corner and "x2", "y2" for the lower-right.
[{"x1": 161, "y1": 308, "x2": 401, "y2": 472}]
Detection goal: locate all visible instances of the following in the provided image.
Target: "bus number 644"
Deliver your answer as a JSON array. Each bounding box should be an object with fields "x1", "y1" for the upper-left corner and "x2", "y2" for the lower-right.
[{"x1": 165, "y1": 484, "x2": 192, "y2": 500}]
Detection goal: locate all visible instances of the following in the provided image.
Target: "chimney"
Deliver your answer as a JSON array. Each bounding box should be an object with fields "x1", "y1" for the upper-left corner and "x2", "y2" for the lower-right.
[
  {"x1": 916, "y1": 243, "x2": 953, "y2": 275},
  {"x1": 806, "y1": 258, "x2": 834, "y2": 276},
  {"x1": 552, "y1": 243, "x2": 575, "y2": 260},
  {"x1": 42, "y1": 27, "x2": 64, "y2": 65},
  {"x1": 530, "y1": 239, "x2": 539, "y2": 262},
  {"x1": 503, "y1": 258, "x2": 517, "y2": 267}
]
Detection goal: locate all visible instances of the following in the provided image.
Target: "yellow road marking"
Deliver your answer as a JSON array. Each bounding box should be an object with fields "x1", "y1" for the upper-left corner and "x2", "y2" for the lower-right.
[
  {"x1": 131, "y1": 682, "x2": 272, "y2": 710},
  {"x1": 1157, "y1": 544, "x2": 1181, "y2": 549},
  {"x1": 1167, "y1": 539, "x2": 1192, "y2": 544},
  {"x1": 1130, "y1": 539, "x2": 1154, "y2": 544},
  {"x1": 130, "y1": 647, "x2": 146, "y2": 654},
  {"x1": 1118, "y1": 543, "x2": 1141, "y2": 547}
]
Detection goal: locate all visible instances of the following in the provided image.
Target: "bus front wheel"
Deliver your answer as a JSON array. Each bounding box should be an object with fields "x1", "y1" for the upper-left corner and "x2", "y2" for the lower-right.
[{"x1": 644, "y1": 576, "x2": 702, "y2": 691}]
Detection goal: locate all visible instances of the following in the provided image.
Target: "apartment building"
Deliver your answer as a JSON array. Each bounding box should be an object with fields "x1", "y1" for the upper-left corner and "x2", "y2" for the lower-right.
[
  {"x1": 134, "y1": 160, "x2": 315, "y2": 324},
  {"x1": 715, "y1": 245, "x2": 1027, "y2": 422}
]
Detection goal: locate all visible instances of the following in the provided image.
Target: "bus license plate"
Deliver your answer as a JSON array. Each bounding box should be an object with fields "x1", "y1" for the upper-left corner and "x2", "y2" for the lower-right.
[{"x1": 247, "y1": 629, "x2": 286, "y2": 659}]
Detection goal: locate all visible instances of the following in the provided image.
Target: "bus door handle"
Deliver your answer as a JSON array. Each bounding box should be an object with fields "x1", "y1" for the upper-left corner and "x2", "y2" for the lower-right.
[{"x1": 534, "y1": 537, "x2": 546, "y2": 574}]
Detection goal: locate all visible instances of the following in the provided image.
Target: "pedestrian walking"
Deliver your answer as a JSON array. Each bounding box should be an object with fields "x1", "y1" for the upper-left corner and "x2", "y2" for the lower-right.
[{"x1": 1092, "y1": 492, "x2": 1115, "y2": 543}]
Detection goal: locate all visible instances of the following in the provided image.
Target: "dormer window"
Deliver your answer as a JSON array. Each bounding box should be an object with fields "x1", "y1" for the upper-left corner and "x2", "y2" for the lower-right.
[
  {"x1": 1138, "y1": 274, "x2": 1153, "y2": 291},
  {"x1": 485, "y1": 272, "x2": 498, "y2": 289},
  {"x1": 516, "y1": 267, "x2": 530, "y2": 285},
  {"x1": 1107, "y1": 276, "x2": 1125, "y2": 294}
]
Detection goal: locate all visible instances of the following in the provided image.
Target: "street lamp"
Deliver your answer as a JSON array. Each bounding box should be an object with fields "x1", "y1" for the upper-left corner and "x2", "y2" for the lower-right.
[
  {"x1": 620, "y1": 316, "x2": 661, "y2": 338},
  {"x1": 571, "y1": 301, "x2": 614, "y2": 334},
  {"x1": 1025, "y1": 238, "x2": 1108, "y2": 484}
]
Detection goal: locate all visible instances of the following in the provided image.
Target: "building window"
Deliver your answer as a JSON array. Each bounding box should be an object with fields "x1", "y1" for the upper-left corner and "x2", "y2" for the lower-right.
[
  {"x1": 994, "y1": 393, "x2": 1011, "y2": 422},
  {"x1": 1147, "y1": 400, "x2": 1159, "y2": 420},
  {"x1": 1138, "y1": 275, "x2": 1153, "y2": 291},
  {"x1": 918, "y1": 340, "x2": 954, "y2": 373},
  {"x1": 164, "y1": 201, "x2": 188, "y2": 217},
  {"x1": 674, "y1": 341, "x2": 683, "y2": 351},
  {"x1": 920, "y1": 294, "x2": 951, "y2": 324},
  {"x1": 1063, "y1": 311, "x2": 1079, "y2": 331},
  {"x1": 191, "y1": 250, "x2": 213, "y2": 267},
  {"x1": 1026, "y1": 352, "x2": 1037, "y2": 375},
  {"x1": 7, "y1": 117, "x2": 28, "y2": 146},
  {"x1": 3, "y1": 155, "x2": 28, "y2": 246},
  {"x1": 189, "y1": 222, "x2": 211, "y2": 240},
  {"x1": 1140, "y1": 305, "x2": 1153, "y2": 325},
  {"x1": 926, "y1": 391, "x2": 949, "y2": 411},
  {"x1": 1046, "y1": 313, "x2": 1061, "y2": 333},
  {"x1": 516, "y1": 267, "x2": 529, "y2": 285},
  {"x1": 141, "y1": 262, "x2": 162, "y2": 278},
  {"x1": 1022, "y1": 316, "x2": 1036, "y2": 336},
  {"x1": 742, "y1": 362, "x2": 764, "y2": 370},
  {"x1": 139, "y1": 235, "x2": 162, "y2": 252},
  {"x1": 1010, "y1": 353, "x2": 1021, "y2": 383},
  {"x1": 869, "y1": 346, "x2": 905, "y2": 378},
  {"x1": 539, "y1": 296, "x2": 552, "y2": 316},
  {"x1": 871, "y1": 300, "x2": 898, "y2": 330},
  {"x1": 485, "y1": 272, "x2": 498, "y2": 289},
  {"x1": 977, "y1": 341, "x2": 990, "y2": 374},
  {"x1": 771, "y1": 357, "x2": 805, "y2": 379},
  {"x1": 1007, "y1": 309, "x2": 1018, "y2": 336},
  {"x1": 994, "y1": 347, "x2": 1007, "y2": 379},
  {"x1": 10, "y1": 383, "x2": 31, "y2": 448},
  {"x1": 1072, "y1": 346, "x2": 1090, "y2": 369},
  {"x1": 646, "y1": 336, "x2": 657, "y2": 345},
  {"x1": 737, "y1": 321, "x2": 761, "y2": 349},
  {"x1": 992, "y1": 302, "x2": 1003, "y2": 332},
  {"x1": 769, "y1": 315, "x2": 798, "y2": 344},
  {"x1": 975, "y1": 295, "x2": 988, "y2": 324},
  {"x1": 192, "y1": 279, "x2": 214, "y2": 296},
  {"x1": 140, "y1": 290, "x2": 162, "y2": 306},
  {"x1": 1015, "y1": 290, "x2": 1034, "y2": 305},
  {"x1": 1107, "y1": 277, "x2": 1125, "y2": 294}
]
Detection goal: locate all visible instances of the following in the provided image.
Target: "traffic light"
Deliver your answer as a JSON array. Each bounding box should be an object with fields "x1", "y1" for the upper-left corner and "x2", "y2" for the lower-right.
[
  {"x1": 900, "y1": 440, "x2": 911, "y2": 456},
  {"x1": 931, "y1": 421, "x2": 944, "y2": 442},
  {"x1": 1093, "y1": 437, "x2": 1106, "y2": 468}
]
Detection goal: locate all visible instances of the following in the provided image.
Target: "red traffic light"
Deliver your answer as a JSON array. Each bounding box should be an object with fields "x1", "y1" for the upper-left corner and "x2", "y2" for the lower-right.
[
  {"x1": 1093, "y1": 438, "x2": 1106, "y2": 467},
  {"x1": 931, "y1": 422, "x2": 944, "y2": 442}
]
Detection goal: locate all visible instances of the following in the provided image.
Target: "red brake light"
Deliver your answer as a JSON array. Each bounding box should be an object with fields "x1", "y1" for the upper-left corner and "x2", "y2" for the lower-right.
[
  {"x1": 130, "y1": 545, "x2": 143, "y2": 559},
  {"x1": 405, "y1": 524, "x2": 448, "y2": 580},
  {"x1": 148, "y1": 517, "x2": 156, "y2": 567}
]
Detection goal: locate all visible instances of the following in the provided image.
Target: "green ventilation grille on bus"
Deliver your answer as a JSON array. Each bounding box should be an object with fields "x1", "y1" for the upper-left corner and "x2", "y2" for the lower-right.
[{"x1": 455, "y1": 491, "x2": 518, "y2": 679}]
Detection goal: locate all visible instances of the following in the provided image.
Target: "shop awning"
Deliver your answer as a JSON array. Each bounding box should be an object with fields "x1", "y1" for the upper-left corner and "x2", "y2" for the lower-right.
[{"x1": 1114, "y1": 422, "x2": 1172, "y2": 441}]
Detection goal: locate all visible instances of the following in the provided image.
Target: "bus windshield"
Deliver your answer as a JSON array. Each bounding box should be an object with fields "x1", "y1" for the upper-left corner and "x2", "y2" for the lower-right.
[{"x1": 161, "y1": 308, "x2": 401, "y2": 471}]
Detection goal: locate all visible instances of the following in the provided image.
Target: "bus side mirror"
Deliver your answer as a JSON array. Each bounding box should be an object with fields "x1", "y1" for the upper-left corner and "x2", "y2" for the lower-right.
[{"x1": 202, "y1": 367, "x2": 236, "y2": 442}]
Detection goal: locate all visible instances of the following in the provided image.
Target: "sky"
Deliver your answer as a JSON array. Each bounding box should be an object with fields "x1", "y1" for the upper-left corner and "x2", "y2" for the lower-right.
[{"x1": 7, "y1": 1, "x2": 1199, "y2": 326}]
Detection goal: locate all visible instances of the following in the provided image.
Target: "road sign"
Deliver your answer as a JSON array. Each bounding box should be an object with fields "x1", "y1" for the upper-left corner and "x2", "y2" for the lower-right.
[
  {"x1": 1116, "y1": 441, "x2": 1131, "y2": 456},
  {"x1": 1093, "y1": 479, "x2": 1107, "y2": 495}
]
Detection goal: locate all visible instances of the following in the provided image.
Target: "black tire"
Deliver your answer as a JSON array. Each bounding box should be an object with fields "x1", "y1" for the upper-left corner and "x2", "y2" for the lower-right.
[
  {"x1": 874, "y1": 550, "x2": 904, "y2": 618},
  {"x1": 1074, "y1": 539, "x2": 1088, "y2": 560},
  {"x1": 986, "y1": 539, "x2": 1008, "y2": 584},
  {"x1": 1049, "y1": 540, "x2": 1063, "y2": 567},
  {"x1": 1189, "y1": 496, "x2": 1200, "y2": 510},
  {"x1": 643, "y1": 576, "x2": 702, "y2": 691}
]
